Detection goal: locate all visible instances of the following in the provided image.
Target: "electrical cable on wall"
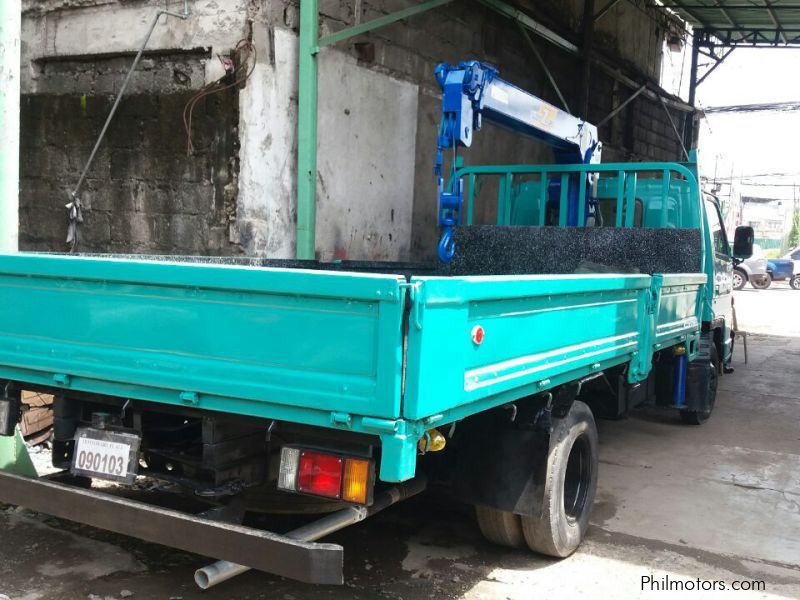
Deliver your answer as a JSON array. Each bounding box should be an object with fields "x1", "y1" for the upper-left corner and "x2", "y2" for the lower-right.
[{"x1": 183, "y1": 39, "x2": 257, "y2": 155}]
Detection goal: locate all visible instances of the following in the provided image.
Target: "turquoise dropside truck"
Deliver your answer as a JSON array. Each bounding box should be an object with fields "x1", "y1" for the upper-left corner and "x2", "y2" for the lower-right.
[{"x1": 0, "y1": 61, "x2": 753, "y2": 587}]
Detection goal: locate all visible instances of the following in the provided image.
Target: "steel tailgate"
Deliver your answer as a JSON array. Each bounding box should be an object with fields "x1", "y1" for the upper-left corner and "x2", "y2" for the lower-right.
[{"x1": 0, "y1": 253, "x2": 406, "y2": 422}]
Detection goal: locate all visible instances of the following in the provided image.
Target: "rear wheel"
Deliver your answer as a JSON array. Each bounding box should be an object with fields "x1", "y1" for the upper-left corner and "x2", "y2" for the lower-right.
[
  {"x1": 473, "y1": 401, "x2": 599, "y2": 558},
  {"x1": 732, "y1": 269, "x2": 747, "y2": 290},
  {"x1": 520, "y1": 401, "x2": 598, "y2": 558},
  {"x1": 475, "y1": 505, "x2": 525, "y2": 548},
  {"x1": 751, "y1": 274, "x2": 771, "y2": 289},
  {"x1": 791, "y1": 275, "x2": 800, "y2": 290}
]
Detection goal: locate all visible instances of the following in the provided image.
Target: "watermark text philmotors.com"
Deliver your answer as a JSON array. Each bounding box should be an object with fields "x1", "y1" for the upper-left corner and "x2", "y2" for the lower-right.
[{"x1": 642, "y1": 574, "x2": 766, "y2": 592}]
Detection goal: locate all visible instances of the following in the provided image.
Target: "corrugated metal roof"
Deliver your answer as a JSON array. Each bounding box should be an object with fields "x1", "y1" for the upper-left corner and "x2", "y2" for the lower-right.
[{"x1": 660, "y1": 1, "x2": 800, "y2": 46}]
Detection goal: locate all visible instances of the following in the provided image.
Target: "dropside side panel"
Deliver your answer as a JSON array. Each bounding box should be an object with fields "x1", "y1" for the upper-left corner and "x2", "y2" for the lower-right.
[
  {"x1": 403, "y1": 274, "x2": 652, "y2": 421},
  {"x1": 655, "y1": 273, "x2": 707, "y2": 352}
]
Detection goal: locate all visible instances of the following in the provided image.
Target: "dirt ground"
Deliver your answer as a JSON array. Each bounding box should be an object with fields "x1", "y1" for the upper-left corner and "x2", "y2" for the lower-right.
[{"x1": 0, "y1": 286, "x2": 798, "y2": 600}]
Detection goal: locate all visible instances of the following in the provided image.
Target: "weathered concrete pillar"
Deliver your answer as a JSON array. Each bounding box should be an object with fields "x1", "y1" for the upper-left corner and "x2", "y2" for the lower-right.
[{"x1": 0, "y1": 0, "x2": 21, "y2": 253}]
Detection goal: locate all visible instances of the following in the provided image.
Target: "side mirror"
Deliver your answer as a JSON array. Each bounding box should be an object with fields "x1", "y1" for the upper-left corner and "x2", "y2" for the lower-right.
[{"x1": 733, "y1": 226, "x2": 754, "y2": 259}]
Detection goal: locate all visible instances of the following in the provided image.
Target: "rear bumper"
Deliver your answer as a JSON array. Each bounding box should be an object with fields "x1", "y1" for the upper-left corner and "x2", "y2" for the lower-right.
[{"x1": 0, "y1": 470, "x2": 343, "y2": 584}]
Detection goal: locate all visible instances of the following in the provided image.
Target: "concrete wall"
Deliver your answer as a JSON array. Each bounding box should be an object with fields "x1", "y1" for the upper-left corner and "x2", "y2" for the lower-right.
[
  {"x1": 237, "y1": 27, "x2": 419, "y2": 260},
  {"x1": 18, "y1": 49, "x2": 241, "y2": 254},
  {"x1": 18, "y1": 0, "x2": 688, "y2": 261}
]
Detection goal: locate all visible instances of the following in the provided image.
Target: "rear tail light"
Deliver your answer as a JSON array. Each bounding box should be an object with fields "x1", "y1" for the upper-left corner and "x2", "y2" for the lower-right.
[
  {"x1": 342, "y1": 458, "x2": 371, "y2": 504},
  {"x1": 298, "y1": 451, "x2": 343, "y2": 498},
  {"x1": 278, "y1": 446, "x2": 374, "y2": 505},
  {"x1": 278, "y1": 447, "x2": 300, "y2": 491}
]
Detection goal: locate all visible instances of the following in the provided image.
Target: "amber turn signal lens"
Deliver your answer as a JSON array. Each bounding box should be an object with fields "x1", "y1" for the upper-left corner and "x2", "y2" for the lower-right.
[{"x1": 342, "y1": 458, "x2": 370, "y2": 504}]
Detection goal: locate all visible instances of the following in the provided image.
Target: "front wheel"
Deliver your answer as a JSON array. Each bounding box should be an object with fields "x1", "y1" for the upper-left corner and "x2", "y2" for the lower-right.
[
  {"x1": 751, "y1": 274, "x2": 772, "y2": 289},
  {"x1": 680, "y1": 337, "x2": 719, "y2": 425},
  {"x1": 732, "y1": 269, "x2": 747, "y2": 291},
  {"x1": 791, "y1": 275, "x2": 800, "y2": 290}
]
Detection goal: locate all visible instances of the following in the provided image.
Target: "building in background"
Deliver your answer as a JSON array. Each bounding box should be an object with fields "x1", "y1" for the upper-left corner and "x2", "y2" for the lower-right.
[
  {"x1": 18, "y1": 0, "x2": 692, "y2": 262},
  {"x1": 741, "y1": 196, "x2": 798, "y2": 251}
]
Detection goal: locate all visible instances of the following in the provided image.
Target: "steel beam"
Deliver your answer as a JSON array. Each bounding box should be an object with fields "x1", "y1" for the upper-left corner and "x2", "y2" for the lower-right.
[
  {"x1": 296, "y1": 0, "x2": 320, "y2": 260},
  {"x1": 658, "y1": 95, "x2": 689, "y2": 160},
  {"x1": 663, "y1": 2, "x2": 800, "y2": 9},
  {"x1": 479, "y1": 0, "x2": 580, "y2": 55},
  {"x1": 684, "y1": 31, "x2": 700, "y2": 149},
  {"x1": 317, "y1": 0, "x2": 453, "y2": 50},
  {"x1": 693, "y1": 26, "x2": 800, "y2": 47},
  {"x1": 579, "y1": 0, "x2": 595, "y2": 120},
  {"x1": 695, "y1": 47, "x2": 734, "y2": 87},
  {"x1": 0, "y1": 0, "x2": 21, "y2": 253},
  {"x1": 296, "y1": 0, "x2": 453, "y2": 260},
  {"x1": 480, "y1": 0, "x2": 690, "y2": 115},
  {"x1": 516, "y1": 21, "x2": 570, "y2": 112},
  {"x1": 595, "y1": 0, "x2": 623, "y2": 22},
  {"x1": 597, "y1": 83, "x2": 647, "y2": 128},
  {"x1": 761, "y1": 0, "x2": 785, "y2": 38}
]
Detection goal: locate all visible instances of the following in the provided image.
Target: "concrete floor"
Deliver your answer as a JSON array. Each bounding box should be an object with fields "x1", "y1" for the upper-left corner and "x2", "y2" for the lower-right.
[
  {"x1": 1, "y1": 287, "x2": 798, "y2": 600},
  {"x1": 733, "y1": 280, "x2": 800, "y2": 337}
]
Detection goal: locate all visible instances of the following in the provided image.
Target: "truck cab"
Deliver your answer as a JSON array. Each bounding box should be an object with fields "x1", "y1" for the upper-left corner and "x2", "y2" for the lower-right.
[{"x1": 702, "y1": 192, "x2": 736, "y2": 361}]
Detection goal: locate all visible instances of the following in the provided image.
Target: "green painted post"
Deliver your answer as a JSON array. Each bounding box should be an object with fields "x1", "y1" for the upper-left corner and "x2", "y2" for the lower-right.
[
  {"x1": 0, "y1": 0, "x2": 21, "y2": 253},
  {"x1": 538, "y1": 172, "x2": 547, "y2": 225},
  {"x1": 296, "y1": 0, "x2": 319, "y2": 260},
  {"x1": 0, "y1": 428, "x2": 36, "y2": 478}
]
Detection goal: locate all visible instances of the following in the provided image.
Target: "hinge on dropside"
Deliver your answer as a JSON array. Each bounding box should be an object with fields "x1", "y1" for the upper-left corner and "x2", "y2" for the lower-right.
[
  {"x1": 646, "y1": 289, "x2": 658, "y2": 314},
  {"x1": 400, "y1": 281, "x2": 424, "y2": 330},
  {"x1": 647, "y1": 274, "x2": 664, "y2": 315}
]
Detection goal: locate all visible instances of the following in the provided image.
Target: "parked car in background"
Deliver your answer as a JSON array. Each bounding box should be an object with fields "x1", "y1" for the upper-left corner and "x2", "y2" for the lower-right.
[
  {"x1": 734, "y1": 245, "x2": 770, "y2": 290},
  {"x1": 784, "y1": 247, "x2": 800, "y2": 266},
  {"x1": 766, "y1": 257, "x2": 794, "y2": 287},
  {"x1": 783, "y1": 247, "x2": 800, "y2": 289}
]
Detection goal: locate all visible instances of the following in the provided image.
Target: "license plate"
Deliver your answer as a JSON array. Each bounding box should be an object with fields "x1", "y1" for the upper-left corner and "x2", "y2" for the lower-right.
[{"x1": 71, "y1": 428, "x2": 141, "y2": 484}]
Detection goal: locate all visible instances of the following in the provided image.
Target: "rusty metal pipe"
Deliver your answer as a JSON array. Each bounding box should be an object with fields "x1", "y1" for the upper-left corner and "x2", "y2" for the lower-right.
[{"x1": 194, "y1": 476, "x2": 427, "y2": 589}]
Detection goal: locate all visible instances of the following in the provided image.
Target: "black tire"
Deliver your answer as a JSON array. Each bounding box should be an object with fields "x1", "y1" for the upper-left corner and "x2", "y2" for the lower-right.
[
  {"x1": 791, "y1": 275, "x2": 800, "y2": 290},
  {"x1": 751, "y1": 274, "x2": 771, "y2": 289},
  {"x1": 519, "y1": 400, "x2": 599, "y2": 558},
  {"x1": 475, "y1": 505, "x2": 525, "y2": 548},
  {"x1": 732, "y1": 268, "x2": 747, "y2": 291},
  {"x1": 680, "y1": 337, "x2": 719, "y2": 425}
]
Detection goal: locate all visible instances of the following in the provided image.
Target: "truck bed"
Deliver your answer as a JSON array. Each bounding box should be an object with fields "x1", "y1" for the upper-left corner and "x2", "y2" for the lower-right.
[{"x1": 0, "y1": 252, "x2": 706, "y2": 481}]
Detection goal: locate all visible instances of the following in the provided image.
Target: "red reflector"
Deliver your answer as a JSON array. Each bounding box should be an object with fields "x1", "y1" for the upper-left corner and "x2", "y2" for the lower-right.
[
  {"x1": 297, "y1": 451, "x2": 343, "y2": 499},
  {"x1": 471, "y1": 324, "x2": 485, "y2": 345}
]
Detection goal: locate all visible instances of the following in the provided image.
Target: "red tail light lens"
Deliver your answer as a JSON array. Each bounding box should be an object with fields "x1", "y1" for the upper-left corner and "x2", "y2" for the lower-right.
[{"x1": 297, "y1": 451, "x2": 343, "y2": 499}]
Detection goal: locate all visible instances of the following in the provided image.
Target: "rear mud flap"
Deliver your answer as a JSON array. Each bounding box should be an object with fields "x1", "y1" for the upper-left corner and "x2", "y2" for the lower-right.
[{"x1": 453, "y1": 426, "x2": 550, "y2": 516}]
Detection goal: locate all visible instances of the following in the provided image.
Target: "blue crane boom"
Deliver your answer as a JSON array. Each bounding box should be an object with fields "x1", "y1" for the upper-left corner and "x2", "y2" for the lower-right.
[{"x1": 434, "y1": 60, "x2": 603, "y2": 262}]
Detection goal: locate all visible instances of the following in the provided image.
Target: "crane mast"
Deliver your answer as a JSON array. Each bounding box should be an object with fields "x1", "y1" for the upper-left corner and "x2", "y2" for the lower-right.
[{"x1": 434, "y1": 60, "x2": 602, "y2": 262}]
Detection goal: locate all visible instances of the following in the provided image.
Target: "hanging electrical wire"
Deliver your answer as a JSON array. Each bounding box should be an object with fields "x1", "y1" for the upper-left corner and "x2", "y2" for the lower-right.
[
  {"x1": 704, "y1": 101, "x2": 800, "y2": 114},
  {"x1": 183, "y1": 39, "x2": 257, "y2": 154}
]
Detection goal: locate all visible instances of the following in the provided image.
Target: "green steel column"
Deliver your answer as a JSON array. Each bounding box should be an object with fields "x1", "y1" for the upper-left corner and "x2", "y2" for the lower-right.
[
  {"x1": 0, "y1": 0, "x2": 21, "y2": 253},
  {"x1": 296, "y1": 0, "x2": 319, "y2": 260}
]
